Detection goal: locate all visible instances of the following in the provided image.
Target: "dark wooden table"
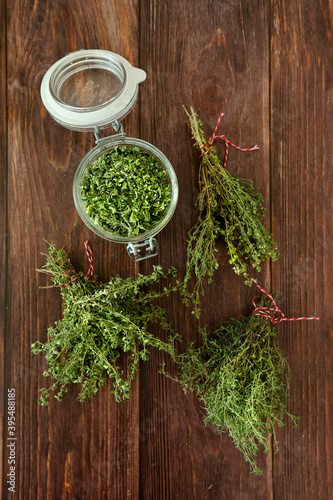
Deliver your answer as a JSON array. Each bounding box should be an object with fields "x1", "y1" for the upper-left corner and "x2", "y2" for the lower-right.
[{"x1": 1, "y1": 1, "x2": 332, "y2": 499}]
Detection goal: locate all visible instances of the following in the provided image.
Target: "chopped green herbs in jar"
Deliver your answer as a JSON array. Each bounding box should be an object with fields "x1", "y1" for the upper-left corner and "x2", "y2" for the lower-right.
[{"x1": 80, "y1": 146, "x2": 172, "y2": 237}]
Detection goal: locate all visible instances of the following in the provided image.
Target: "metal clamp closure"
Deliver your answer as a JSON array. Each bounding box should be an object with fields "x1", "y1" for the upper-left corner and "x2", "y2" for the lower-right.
[
  {"x1": 94, "y1": 121, "x2": 125, "y2": 144},
  {"x1": 126, "y1": 237, "x2": 159, "y2": 262}
]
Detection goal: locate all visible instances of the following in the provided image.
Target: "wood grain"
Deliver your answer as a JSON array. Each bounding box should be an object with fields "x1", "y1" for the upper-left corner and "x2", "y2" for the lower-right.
[
  {"x1": 270, "y1": 2, "x2": 333, "y2": 499},
  {"x1": 0, "y1": 0, "x2": 7, "y2": 496},
  {"x1": 1, "y1": 0, "x2": 332, "y2": 499}
]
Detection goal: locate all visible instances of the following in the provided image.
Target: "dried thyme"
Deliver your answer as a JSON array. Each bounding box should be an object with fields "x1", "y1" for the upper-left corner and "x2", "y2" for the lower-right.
[
  {"x1": 80, "y1": 146, "x2": 172, "y2": 237},
  {"x1": 182, "y1": 108, "x2": 279, "y2": 315},
  {"x1": 164, "y1": 308, "x2": 297, "y2": 475},
  {"x1": 32, "y1": 243, "x2": 180, "y2": 405}
]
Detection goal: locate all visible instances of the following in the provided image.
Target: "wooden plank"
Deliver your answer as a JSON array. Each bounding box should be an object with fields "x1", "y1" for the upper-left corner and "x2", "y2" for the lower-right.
[
  {"x1": 270, "y1": 1, "x2": 332, "y2": 498},
  {"x1": 0, "y1": 0, "x2": 7, "y2": 497},
  {"x1": 4, "y1": 1, "x2": 140, "y2": 498},
  {"x1": 139, "y1": 1, "x2": 275, "y2": 497}
]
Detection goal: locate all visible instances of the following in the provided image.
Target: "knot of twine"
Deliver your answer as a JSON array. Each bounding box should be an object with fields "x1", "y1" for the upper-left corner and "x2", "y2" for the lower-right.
[
  {"x1": 252, "y1": 279, "x2": 319, "y2": 324},
  {"x1": 60, "y1": 240, "x2": 95, "y2": 288},
  {"x1": 200, "y1": 112, "x2": 259, "y2": 169}
]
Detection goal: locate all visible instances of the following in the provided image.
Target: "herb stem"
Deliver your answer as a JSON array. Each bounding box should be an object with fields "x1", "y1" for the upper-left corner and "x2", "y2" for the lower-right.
[
  {"x1": 182, "y1": 108, "x2": 279, "y2": 315},
  {"x1": 32, "y1": 243, "x2": 181, "y2": 404}
]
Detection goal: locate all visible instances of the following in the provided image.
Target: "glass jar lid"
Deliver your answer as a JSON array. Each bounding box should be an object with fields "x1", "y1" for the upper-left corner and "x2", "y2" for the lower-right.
[{"x1": 40, "y1": 49, "x2": 146, "y2": 131}]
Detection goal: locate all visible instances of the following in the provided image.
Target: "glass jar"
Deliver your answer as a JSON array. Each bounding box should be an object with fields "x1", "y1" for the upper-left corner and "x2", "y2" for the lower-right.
[
  {"x1": 41, "y1": 49, "x2": 178, "y2": 261},
  {"x1": 73, "y1": 134, "x2": 178, "y2": 261}
]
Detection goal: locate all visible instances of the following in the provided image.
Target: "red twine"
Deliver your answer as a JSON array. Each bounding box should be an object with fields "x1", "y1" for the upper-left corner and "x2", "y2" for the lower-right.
[
  {"x1": 200, "y1": 112, "x2": 259, "y2": 169},
  {"x1": 60, "y1": 240, "x2": 95, "y2": 288},
  {"x1": 83, "y1": 240, "x2": 95, "y2": 281},
  {"x1": 252, "y1": 279, "x2": 319, "y2": 324}
]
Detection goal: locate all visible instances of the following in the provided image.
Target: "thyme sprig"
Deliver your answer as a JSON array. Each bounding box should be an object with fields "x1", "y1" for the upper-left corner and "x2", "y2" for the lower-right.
[
  {"x1": 164, "y1": 308, "x2": 296, "y2": 475},
  {"x1": 32, "y1": 243, "x2": 180, "y2": 405},
  {"x1": 183, "y1": 108, "x2": 279, "y2": 313}
]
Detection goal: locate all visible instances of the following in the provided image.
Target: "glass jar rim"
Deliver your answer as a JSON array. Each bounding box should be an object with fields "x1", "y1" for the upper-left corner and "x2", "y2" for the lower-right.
[{"x1": 48, "y1": 52, "x2": 127, "y2": 113}]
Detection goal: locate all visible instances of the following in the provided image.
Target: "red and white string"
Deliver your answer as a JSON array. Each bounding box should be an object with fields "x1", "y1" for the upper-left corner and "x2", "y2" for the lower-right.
[
  {"x1": 60, "y1": 240, "x2": 95, "y2": 288},
  {"x1": 200, "y1": 112, "x2": 259, "y2": 169},
  {"x1": 83, "y1": 240, "x2": 94, "y2": 280},
  {"x1": 252, "y1": 279, "x2": 319, "y2": 324}
]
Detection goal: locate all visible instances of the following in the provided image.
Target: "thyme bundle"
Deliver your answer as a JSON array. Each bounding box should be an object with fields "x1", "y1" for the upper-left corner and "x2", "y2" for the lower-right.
[
  {"x1": 80, "y1": 146, "x2": 171, "y2": 237},
  {"x1": 166, "y1": 309, "x2": 296, "y2": 475},
  {"x1": 182, "y1": 108, "x2": 279, "y2": 313},
  {"x1": 32, "y1": 243, "x2": 180, "y2": 405}
]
